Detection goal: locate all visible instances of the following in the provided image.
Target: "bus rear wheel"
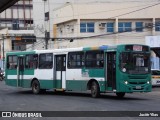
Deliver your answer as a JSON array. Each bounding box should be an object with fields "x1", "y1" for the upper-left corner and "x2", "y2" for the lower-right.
[
  {"x1": 91, "y1": 81, "x2": 100, "y2": 98},
  {"x1": 116, "y1": 92, "x2": 125, "y2": 98},
  {"x1": 32, "y1": 80, "x2": 40, "y2": 94}
]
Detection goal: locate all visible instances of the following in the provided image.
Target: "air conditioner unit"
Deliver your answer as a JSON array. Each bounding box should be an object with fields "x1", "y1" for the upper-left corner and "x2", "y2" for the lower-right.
[
  {"x1": 70, "y1": 25, "x2": 74, "y2": 32},
  {"x1": 99, "y1": 23, "x2": 106, "y2": 29},
  {"x1": 145, "y1": 23, "x2": 153, "y2": 28},
  {"x1": 66, "y1": 25, "x2": 70, "y2": 29}
]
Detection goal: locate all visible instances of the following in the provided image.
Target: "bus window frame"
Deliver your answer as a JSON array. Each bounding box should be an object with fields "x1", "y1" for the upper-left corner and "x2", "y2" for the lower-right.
[
  {"x1": 39, "y1": 53, "x2": 53, "y2": 69},
  {"x1": 25, "y1": 54, "x2": 38, "y2": 69},
  {"x1": 67, "y1": 51, "x2": 84, "y2": 69},
  {"x1": 119, "y1": 52, "x2": 150, "y2": 74},
  {"x1": 7, "y1": 55, "x2": 18, "y2": 70},
  {"x1": 85, "y1": 50, "x2": 104, "y2": 69}
]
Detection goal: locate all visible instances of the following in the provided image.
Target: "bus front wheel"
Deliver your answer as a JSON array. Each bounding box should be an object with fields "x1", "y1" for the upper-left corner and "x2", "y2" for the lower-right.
[
  {"x1": 91, "y1": 81, "x2": 100, "y2": 98},
  {"x1": 32, "y1": 80, "x2": 40, "y2": 94},
  {"x1": 116, "y1": 92, "x2": 125, "y2": 98}
]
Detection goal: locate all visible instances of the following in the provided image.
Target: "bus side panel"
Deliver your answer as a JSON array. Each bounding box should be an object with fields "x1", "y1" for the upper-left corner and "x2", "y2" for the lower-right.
[
  {"x1": 82, "y1": 68, "x2": 106, "y2": 92},
  {"x1": 39, "y1": 80, "x2": 56, "y2": 89},
  {"x1": 66, "y1": 69, "x2": 85, "y2": 91},
  {"x1": 66, "y1": 68, "x2": 105, "y2": 92},
  {"x1": 5, "y1": 79, "x2": 17, "y2": 87},
  {"x1": 34, "y1": 69, "x2": 54, "y2": 89}
]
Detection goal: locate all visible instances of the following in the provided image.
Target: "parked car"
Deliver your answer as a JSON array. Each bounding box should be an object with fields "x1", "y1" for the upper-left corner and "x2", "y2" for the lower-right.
[{"x1": 151, "y1": 69, "x2": 160, "y2": 86}]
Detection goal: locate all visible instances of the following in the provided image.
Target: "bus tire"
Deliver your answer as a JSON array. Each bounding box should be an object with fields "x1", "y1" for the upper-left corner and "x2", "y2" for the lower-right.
[
  {"x1": 91, "y1": 81, "x2": 100, "y2": 98},
  {"x1": 116, "y1": 92, "x2": 125, "y2": 98},
  {"x1": 32, "y1": 80, "x2": 40, "y2": 94}
]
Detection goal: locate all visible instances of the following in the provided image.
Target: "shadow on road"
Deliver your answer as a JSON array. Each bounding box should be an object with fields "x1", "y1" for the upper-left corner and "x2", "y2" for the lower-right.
[{"x1": 7, "y1": 89, "x2": 150, "y2": 101}]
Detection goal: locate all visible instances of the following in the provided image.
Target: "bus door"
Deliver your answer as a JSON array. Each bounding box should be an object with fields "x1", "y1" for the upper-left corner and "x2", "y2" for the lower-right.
[
  {"x1": 55, "y1": 55, "x2": 66, "y2": 89},
  {"x1": 17, "y1": 56, "x2": 24, "y2": 87},
  {"x1": 106, "y1": 52, "x2": 116, "y2": 90}
]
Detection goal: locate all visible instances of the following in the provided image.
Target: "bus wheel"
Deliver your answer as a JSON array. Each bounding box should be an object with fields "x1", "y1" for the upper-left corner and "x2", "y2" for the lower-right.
[
  {"x1": 116, "y1": 92, "x2": 125, "y2": 98},
  {"x1": 32, "y1": 80, "x2": 40, "y2": 94},
  {"x1": 91, "y1": 81, "x2": 100, "y2": 98}
]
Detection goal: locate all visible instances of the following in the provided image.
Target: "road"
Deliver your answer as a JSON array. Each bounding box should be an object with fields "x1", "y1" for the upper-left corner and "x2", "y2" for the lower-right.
[{"x1": 0, "y1": 81, "x2": 160, "y2": 120}]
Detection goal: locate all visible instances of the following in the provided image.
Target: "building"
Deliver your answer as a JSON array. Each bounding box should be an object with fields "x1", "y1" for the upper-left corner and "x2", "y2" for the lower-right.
[
  {"x1": 52, "y1": 2, "x2": 160, "y2": 48},
  {"x1": 52, "y1": 2, "x2": 160, "y2": 69},
  {"x1": 0, "y1": 0, "x2": 34, "y2": 69}
]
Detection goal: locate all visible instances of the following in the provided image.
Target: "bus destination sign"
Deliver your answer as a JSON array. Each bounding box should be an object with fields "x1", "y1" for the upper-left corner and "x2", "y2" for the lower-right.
[{"x1": 133, "y1": 45, "x2": 142, "y2": 51}]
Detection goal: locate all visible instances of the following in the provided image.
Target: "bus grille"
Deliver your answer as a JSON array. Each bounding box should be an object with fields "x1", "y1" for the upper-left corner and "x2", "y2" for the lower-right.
[
  {"x1": 129, "y1": 82, "x2": 146, "y2": 85},
  {"x1": 128, "y1": 75, "x2": 147, "y2": 79},
  {"x1": 133, "y1": 88, "x2": 144, "y2": 90}
]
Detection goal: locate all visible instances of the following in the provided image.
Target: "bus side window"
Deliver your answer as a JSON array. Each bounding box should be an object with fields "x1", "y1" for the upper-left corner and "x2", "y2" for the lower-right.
[
  {"x1": 85, "y1": 51, "x2": 104, "y2": 68},
  {"x1": 7, "y1": 56, "x2": 17, "y2": 69},
  {"x1": 25, "y1": 54, "x2": 38, "y2": 69},
  {"x1": 68, "y1": 52, "x2": 84, "y2": 69},
  {"x1": 39, "y1": 53, "x2": 53, "y2": 69}
]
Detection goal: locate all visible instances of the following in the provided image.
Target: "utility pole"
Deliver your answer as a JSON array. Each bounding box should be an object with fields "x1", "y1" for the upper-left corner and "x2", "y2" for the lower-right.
[
  {"x1": 42, "y1": 0, "x2": 48, "y2": 49},
  {"x1": 45, "y1": 30, "x2": 48, "y2": 49},
  {"x1": 2, "y1": 35, "x2": 5, "y2": 70}
]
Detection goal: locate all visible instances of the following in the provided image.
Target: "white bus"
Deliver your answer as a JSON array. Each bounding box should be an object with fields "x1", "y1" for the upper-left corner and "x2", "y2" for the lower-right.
[{"x1": 5, "y1": 44, "x2": 152, "y2": 98}]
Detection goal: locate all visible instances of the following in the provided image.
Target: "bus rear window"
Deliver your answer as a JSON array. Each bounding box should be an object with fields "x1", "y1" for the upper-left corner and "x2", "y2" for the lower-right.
[{"x1": 7, "y1": 55, "x2": 17, "y2": 69}]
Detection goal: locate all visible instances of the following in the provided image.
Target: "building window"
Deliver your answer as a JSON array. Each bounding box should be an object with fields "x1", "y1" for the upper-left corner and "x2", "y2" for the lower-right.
[
  {"x1": 25, "y1": 54, "x2": 38, "y2": 69},
  {"x1": 80, "y1": 22, "x2": 94, "y2": 33},
  {"x1": 45, "y1": 12, "x2": 49, "y2": 21},
  {"x1": 85, "y1": 51, "x2": 104, "y2": 68},
  {"x1": 68, "y1": 52, "x2": 84, "y2": 68},
  {"x1": 107, "y1": 23, "x2": 114, "y2": 32},
  {"x1": 39, "y1": 53, "x2": 53, "y2": 69},
  {"x1": 118, "y1": 22, "x2": 132, "y2": 32},
  {"x1": 136, "y1": 22, "x2": 143, "y2": 32},
  {"x1": 12, "y1": 19, "x2": 19, "y2": 30},
  {"x1": 155, "y1": 22, "x2": 160, "y2": 31}
]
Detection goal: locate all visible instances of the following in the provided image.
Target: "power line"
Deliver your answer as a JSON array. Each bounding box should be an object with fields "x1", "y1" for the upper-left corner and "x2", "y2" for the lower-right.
[
  {"x1": 33, "y1": 1, "x2": 160, "y2": 38},
  {"x1": 8, "y1": 22, "x2": 159, "y2": 51},
  {"x1": 109, "y1": 2, "x2": 160, "y2": 19},
  {"x1": 22, "y1": 23, "x2": 159, "y2": 41},
  {"x1": 33, "y1": 2, "x2": 159, "y2": 22},
  {"x1": 4, "y1": 1, "x2": 160, "y2": 51},
  {"x1": 24, "y1": 38, "x2": 45, "y2": 51}
]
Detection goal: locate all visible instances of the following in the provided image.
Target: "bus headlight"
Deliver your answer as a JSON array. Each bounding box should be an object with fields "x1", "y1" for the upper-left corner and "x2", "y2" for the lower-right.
[
  {"x1": 147, "y1": 81, "x2": 150, "y2": 84},
  {"x1": 125, "y1": 81, "x2": 128, "y2": 84}
]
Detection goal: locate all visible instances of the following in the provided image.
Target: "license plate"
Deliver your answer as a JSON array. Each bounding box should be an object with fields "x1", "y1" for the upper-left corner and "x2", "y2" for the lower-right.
[{"x1": 136, "y1": 86, "x2": 141, "y2": 89}]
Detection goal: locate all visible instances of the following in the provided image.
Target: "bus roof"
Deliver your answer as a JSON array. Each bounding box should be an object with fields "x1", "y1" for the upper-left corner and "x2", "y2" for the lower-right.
[{"x1": 6, "y1": 44, "x2": 148, "y2": 55}]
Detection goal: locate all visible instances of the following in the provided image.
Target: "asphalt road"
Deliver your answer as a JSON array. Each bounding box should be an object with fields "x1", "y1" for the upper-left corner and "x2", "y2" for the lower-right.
[{"x1": 0, "y1": 81, "x2": 160, "y2": 120}]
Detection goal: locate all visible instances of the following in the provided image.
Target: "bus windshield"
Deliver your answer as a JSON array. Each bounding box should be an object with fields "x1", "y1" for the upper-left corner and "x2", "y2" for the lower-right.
[{"x1": 120, "y1": 52, "x2": 150, "y2": 74}]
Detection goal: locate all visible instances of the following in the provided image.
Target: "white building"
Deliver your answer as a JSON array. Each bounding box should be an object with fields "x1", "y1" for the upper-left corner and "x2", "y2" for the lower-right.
[
  {"x1": 52, "y1": 2, "x2": 160, "y2": 47},
  {"x1": 32, "y1": 0, "x2": 160, "y2": 69}
]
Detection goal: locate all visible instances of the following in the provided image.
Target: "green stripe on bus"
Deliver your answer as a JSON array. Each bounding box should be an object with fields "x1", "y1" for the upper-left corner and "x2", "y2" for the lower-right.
[
  {"x1": 6, "y1": 69, "x2": 34, "y2": 75},
  {"x1": 66, "y1": 80, "x2": 105, "y2": 92},
  {"x1": 5, "y1": 79, "x2": 62, "y2": 89},
  {"x1": 6, "y1": 51, "x2": 35, "y2": 56}
]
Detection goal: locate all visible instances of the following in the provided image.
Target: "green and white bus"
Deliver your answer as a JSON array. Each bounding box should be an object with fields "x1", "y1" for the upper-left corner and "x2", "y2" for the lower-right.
[{"x1": 5, "y1": 44, "x2": 151, "y2": 98}]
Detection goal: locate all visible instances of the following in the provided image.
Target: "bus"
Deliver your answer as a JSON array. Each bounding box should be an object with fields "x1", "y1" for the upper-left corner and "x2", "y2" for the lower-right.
[{"x1": 5, "y1": 44, "x2": 151, "y2": 98}]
